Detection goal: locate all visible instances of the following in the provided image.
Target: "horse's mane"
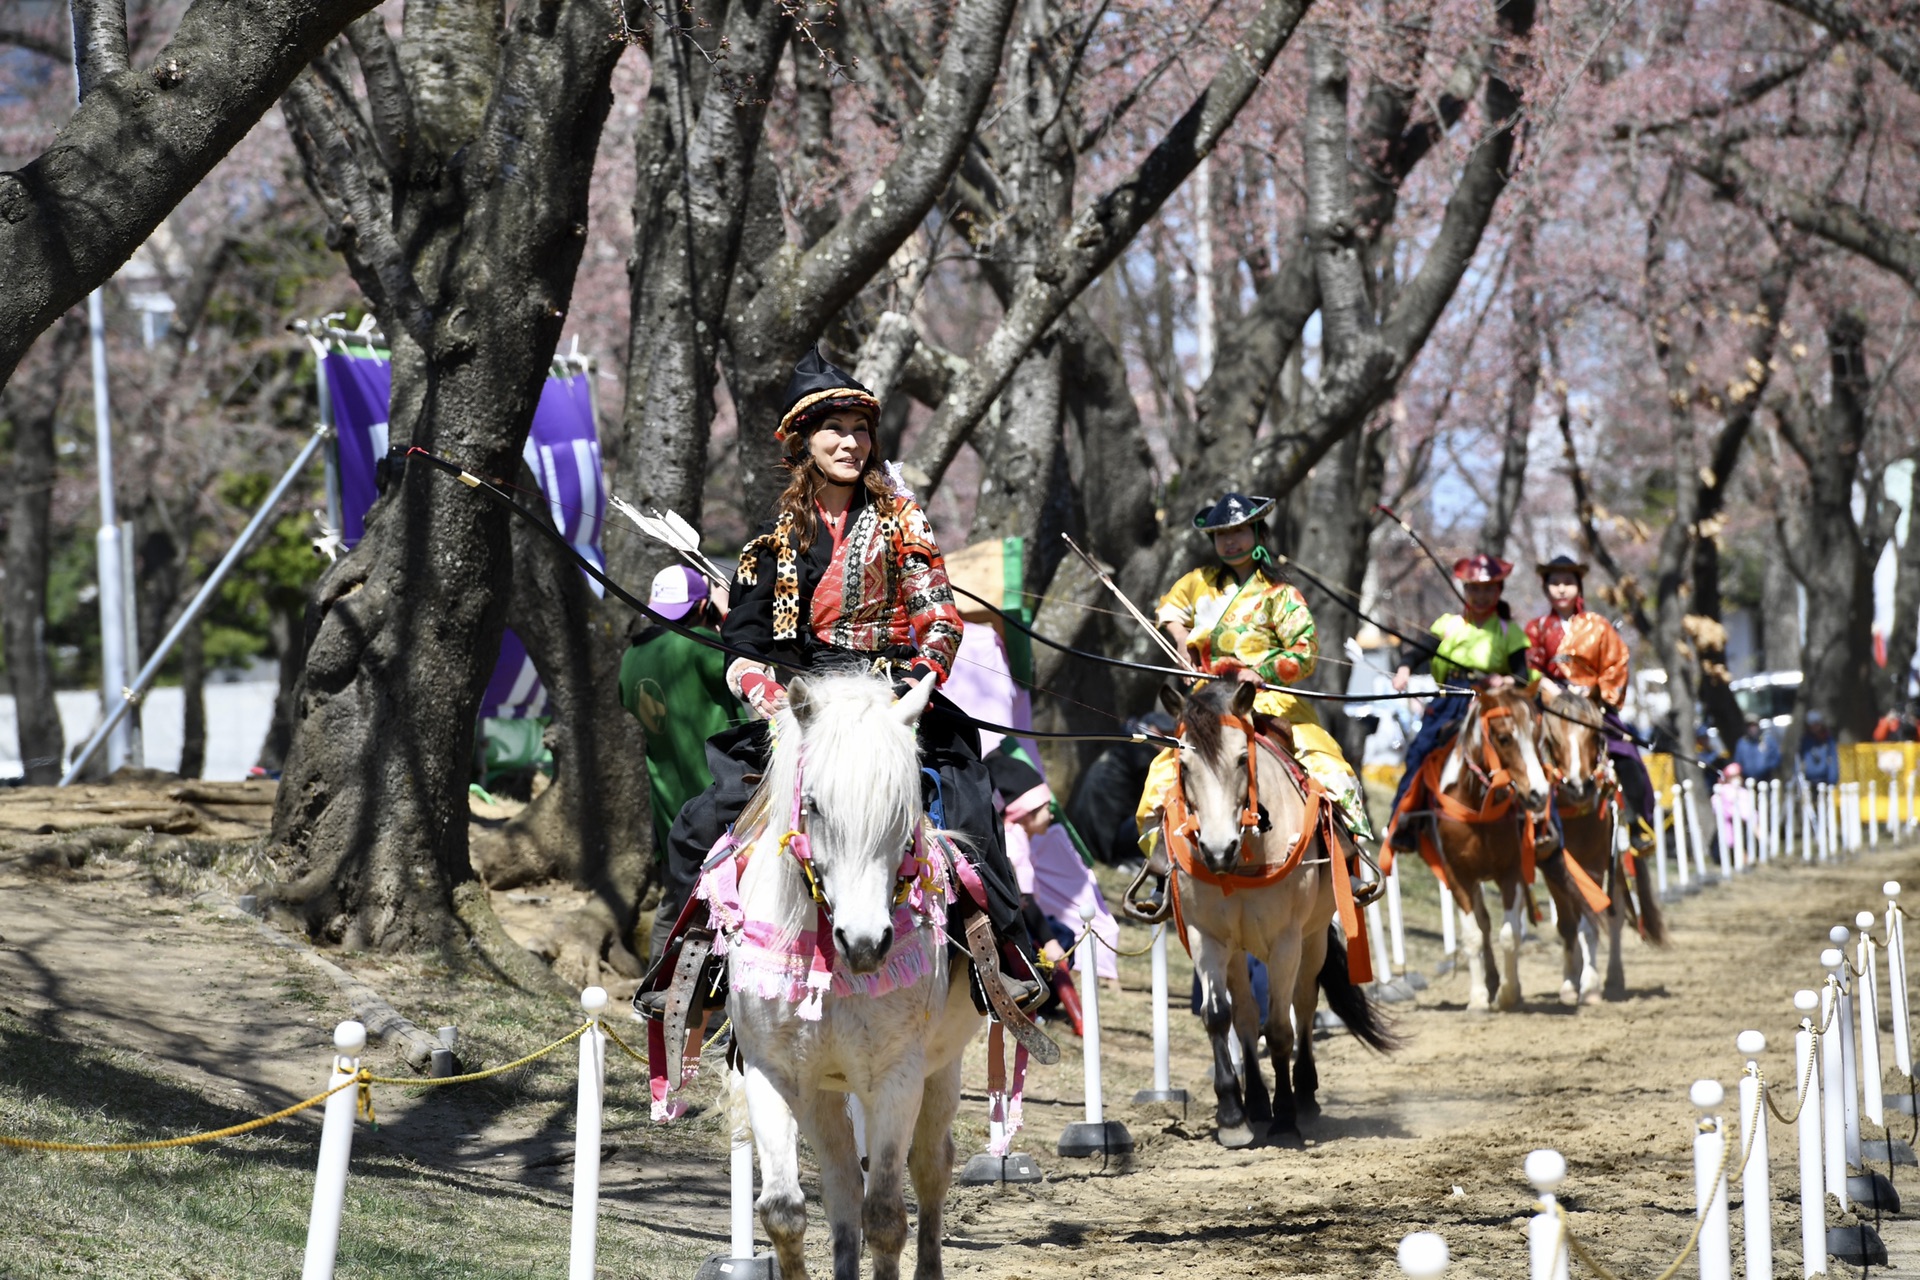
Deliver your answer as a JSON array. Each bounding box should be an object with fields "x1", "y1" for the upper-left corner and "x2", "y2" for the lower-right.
[
  {"x1": 1546, "y1": 687, "x2": 1604, "y2": 730},
  {"x1": 1180, "y1": 679, "x2": 1236, "y2": 766}
]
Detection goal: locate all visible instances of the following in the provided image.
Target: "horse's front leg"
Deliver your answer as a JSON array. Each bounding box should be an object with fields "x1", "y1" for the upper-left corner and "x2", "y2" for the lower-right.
[
  {"x1": 1577, "y1": 909, "x2": 1603, "y2": 1004},
  {"x1": 745, "y1": 1064, "x2": 812, "y2": 1280},
  {"x1": 1260, "y1": 926, "x2": 1307, "y2": 1146},
  {"x1": 1495, "y1": 880, "x2": 1525, "y2": 1011},
  {"x1": 1192, "y1": 930, "x2": 1253, "y2": 1148},
  {"x1": 1603, "y1": 852, "x2": 1628, "y2": 1000},
  {"x1": 909, "y1": 1055, "x2": 964, "y2": 1280},
  {"x1": 858, "y1": 1066, "x2": 925, "y2": 1280},
  {"x1": 1552, "y1": 880, "x2": 1582, "y2": 1007},
  {"x1": 1225, "y1": 953, "x2": 1270, "y2": 1138},
  {"x1": 791, "y1": 1087, "x2": 864, "y2": 1280},
  {"x1": 1454, "y1": 879, "x2": 1493, "y2": 1012}
]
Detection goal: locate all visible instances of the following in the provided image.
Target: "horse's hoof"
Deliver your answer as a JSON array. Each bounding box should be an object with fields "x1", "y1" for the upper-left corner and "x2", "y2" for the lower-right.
[
  {"x1": 1265, "y1": 1126, "x2": 1305, "y2": 1150},
  {"x1": 1580, "y1": 987, "x2": 1603, "y2": 1006},
  {"x1": 1558, "y1": 983, "x2": 1579, "y2": 1007},
  {"x1": 1603, "y1": 982, "x2": 1628, "y2": 1002},
  {"x1": 1296, "y1": 1096, "x2": 1321, "y2": 1118},
  {"x1": 1217, "y1": 1124, "x2": 1258, "y2": 1149},
  {"x1": 1495, "y1": 988, "x2": 1521, "y2": 1012},
  {"x1": 1466, "y1": 996, "x2": 1492, "y2": 1014}
]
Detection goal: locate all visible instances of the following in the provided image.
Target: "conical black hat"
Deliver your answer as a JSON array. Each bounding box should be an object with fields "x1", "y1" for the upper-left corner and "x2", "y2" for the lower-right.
[{"x1": 777, "y1": 347, "x2": 879, "y2": 442}]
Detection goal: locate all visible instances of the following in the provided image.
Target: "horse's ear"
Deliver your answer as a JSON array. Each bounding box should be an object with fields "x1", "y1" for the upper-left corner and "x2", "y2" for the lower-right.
[
  {"x1": 893, "y1": 672, "x2": 938, "y2": 724},
  {"x1": 1158, "y1": 680, "x2": 1186, "y2": 719},
  {"x1": 788, "y1": 676, "x2": 815, "y2": 726},
  {"x1": 1230, "y1": 678, "x2": 1257, "y2": 719}
]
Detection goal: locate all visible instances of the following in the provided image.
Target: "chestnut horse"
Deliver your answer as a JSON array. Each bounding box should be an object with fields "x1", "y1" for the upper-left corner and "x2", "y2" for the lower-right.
[
  {"x1": 1397, "y1": 686, "x2": 1551, "y2": 1012},
  {"x1": 1158, "y1": 678, "x2": 1395, "y2": 1148},
  {"x1": 1535, "y1": 689, "x2": 1666, "y2": 1004}
]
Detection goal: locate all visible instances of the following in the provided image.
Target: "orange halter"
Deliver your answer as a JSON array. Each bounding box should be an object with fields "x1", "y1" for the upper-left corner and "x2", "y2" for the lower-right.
[{"x1": 1161, "y1": 714, "x2": 1374, "y2": 983}]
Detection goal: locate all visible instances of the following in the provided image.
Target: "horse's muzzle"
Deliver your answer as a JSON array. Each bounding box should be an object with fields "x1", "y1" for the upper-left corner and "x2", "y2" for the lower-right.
[
  {"x1": 835, "y1": 924, "x2": 895, "y2": 974},
  {"x1": 1200, "y1": 839, "x2": 1241, "y2": 875}
]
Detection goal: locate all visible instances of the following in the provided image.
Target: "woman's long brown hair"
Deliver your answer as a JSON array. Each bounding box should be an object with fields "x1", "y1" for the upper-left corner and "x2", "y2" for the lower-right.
[{"x1": 776, "y1": 429, "x2": 896, "y2": 554}]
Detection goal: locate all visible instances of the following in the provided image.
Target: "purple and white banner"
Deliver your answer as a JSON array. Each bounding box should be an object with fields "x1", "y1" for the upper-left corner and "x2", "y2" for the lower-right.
[{"x1": 322, "y1": 352, "x2": 606, "y2": 719}]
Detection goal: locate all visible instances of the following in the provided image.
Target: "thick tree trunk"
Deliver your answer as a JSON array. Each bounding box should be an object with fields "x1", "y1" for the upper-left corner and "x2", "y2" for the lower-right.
[
  {"x1": 1881, "y1": 472, "x2": 1920, "y2": 711},
  {"x1": 269, "y1": 0, "x2": 624, "y2": 954},
  {"x1": 1789, "y1": 312, "x2": 1880, "y2": 741},
  {"x1": 469, "y1": 492, "x2": 651, "y2": 990},
  {"x1": 1294, "y1": 418, "x2": 1389, "y2": 764},
  {"x1": 256, "y1": 603, "x2": 305, "y2": 774},
  {"x1": 0, "y1": 317, "x2": 81, "y2": 784},
  {"x1": 1760, "y1": 533, "x2": 1803, "y2": 674},
  {"x1": 179, "y1": 617, "x2": 206, "y2": 779}
]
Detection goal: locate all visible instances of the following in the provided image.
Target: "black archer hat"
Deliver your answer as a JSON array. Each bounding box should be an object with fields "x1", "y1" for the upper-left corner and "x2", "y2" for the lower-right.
[
  {"x1": 1536, "y1": 553, "x2": 1590, "y2": 581},
  {"x1": 1192, "y1": 492, "x2": 1275, "y2": 533},
  {"x1": 776, "y1": 347, "x2": 880, "y2": 443}
]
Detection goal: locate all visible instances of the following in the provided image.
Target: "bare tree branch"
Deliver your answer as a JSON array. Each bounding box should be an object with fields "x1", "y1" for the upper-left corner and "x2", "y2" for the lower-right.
[
  {"x1": 71, "y1": 0, "x2": 130, "y2": 97},
  {"x1": 903, "y1": 0, "x2": 1316, "y2": 489},
  {"x1": 1682, "y1": 143, "x2": 1920, "y2": 287},
  {"x1": 0, "y1": 0, "x2": 381, "y2": 388},
  {"x1": 1761, "y1": 0, "x2": 1920, "y2": 95}
]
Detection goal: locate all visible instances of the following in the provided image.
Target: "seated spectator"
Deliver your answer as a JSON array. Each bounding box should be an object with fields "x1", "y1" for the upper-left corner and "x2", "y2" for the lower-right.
[
  {"x1": 1732, "y1": 720, "x2": 1781, "y2": 782},
  {"x1": 1799, "y1": 710, "x2": 1841, "y2": 786}
]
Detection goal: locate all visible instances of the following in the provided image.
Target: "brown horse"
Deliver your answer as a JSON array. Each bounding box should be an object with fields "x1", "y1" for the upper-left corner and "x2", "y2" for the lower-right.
[
  {"x1": 1394, "y1": 685, "x2": 1551, "y2": 1012},
  {"x1": 1535, "y1": 689, "x2": 1666, "y2": 1005},
  {"x1": 1157, "y1": 678, "x2": 1395, "y2": 1147}
]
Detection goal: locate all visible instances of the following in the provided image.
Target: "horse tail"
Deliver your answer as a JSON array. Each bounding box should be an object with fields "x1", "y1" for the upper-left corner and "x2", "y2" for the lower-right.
[
  {"x1": 1631, "y1": 847, "x2": 1669, "y2": 946},
  {"x1": 1317, "y1": 925, "x2": 1401, "y2": 1052}
]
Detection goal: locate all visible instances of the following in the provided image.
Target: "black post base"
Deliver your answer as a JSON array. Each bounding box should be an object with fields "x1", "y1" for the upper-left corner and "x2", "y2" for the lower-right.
[
  {"x1": 1828, "y1": 1224, "x2": 1888, "y2": 1268},
  {"x1": 957, "y1": 1151, "x2": 1044, "y2": 1185},
  {"x1": 1057, "y1": 1119, "x2": 1134, "y2": 1158},
  {"x1": 1847, "y1": 1170, "x2": 1902, "y2": 1214}
]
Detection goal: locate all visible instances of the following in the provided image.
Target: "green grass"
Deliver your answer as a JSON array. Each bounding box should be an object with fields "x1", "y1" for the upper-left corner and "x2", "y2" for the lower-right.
[{"x1": 0, "y1": 1004, "x2": 709, "y2": 1279}]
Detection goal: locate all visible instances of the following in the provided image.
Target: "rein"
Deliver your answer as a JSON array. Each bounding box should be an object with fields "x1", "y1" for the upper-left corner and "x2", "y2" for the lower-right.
[{"x1": 1161, "y1": 714, "x2": 1374, "y2": 983}]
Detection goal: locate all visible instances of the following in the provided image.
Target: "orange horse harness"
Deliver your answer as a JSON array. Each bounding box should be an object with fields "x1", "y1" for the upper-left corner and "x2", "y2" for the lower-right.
[
  {"x1": 1388, "y1": 700, "x2": 1610, "y2": 916},
  {"x1": 1162, "y1": 714, "x2": 1373, "y2": 984}
]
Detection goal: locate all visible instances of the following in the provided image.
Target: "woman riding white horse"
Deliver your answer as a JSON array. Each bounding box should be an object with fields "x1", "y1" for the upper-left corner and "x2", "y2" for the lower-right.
[{"x1": 718, "y1": 670, "x2": 983, "y2": 1280}]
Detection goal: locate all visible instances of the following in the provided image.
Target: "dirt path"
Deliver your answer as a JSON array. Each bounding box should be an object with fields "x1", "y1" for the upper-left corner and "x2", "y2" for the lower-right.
[{"x1": 3, "y1": 842, "x2": 1914, "y2": 1279}]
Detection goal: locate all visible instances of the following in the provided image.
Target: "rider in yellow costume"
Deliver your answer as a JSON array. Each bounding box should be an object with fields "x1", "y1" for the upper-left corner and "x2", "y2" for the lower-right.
[{"x1": 1136, "y1": 493, "x2": 1373, "y2": 849}]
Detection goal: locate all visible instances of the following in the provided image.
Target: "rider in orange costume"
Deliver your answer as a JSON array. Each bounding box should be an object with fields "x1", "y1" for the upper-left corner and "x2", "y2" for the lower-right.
[{"x1": 1524, "y1": 554, "x2": 1656, "y2": 847}]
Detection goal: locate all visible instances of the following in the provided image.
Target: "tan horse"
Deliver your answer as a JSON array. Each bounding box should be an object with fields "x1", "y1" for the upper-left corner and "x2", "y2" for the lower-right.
[
  {"x1": 1392, "y1": 686, "x2": 1551, "y2": 1012},
  {"x1": 1535, "y1": 689, "x2": 1666, "y2": 1005},
  {"x1": 1156, "y1": 678, "x2": 1395, "y2": 1148}
]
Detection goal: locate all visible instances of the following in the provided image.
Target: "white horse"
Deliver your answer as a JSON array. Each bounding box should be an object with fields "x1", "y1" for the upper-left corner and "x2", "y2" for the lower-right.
[{"x1": 724, "y1": 670, "x2": 982, "y2": 1280}]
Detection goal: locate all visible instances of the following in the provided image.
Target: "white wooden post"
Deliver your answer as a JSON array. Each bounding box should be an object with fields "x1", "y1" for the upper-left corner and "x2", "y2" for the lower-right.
[
  {"x1": 1829, "y1": 934, "x2": 1863, "y2": 1169},
  {"x1": 1386, "y1": 865, "x2": 1407, "y2": 975},
  {"x1": 1080, "y1": 910, "x2": 1103, "y2": 1125},
  {"x1": 1794, "y1": 989, "x2": 1826, "y2": 1280},
  {"x1": 301, "y1": 1020, "x2": 366, "y2": 1280},
  {"x1": 1802, "y1": 781, "x2": 1815, "y2": 863},
  {"x1": 1692, "y1": 1079, "x2": 1732, "y2": 1280},
  {"x1": 1821, "y1": 965, "x2": 1850, "y2": 1211},
  {"x1": 1654, "y1": 789, "x2": 1671, "y2": 897},
  {"x1": 728, "y1": 1069, "x2": 754, "y2": 1262},
  {"x1": 1672, "y1": 786, "x2": 1693, "y2": 890},
  {"x1": 1870, "y1": 780, "x2": 1881, "y2": 849},
  {"x1": 568, "y1": 987, "x2": 608, "y2": 1280},
  {"x1": 1686, "y1": 779, "x2": 1711, "y2": 881},
  {"x1": 1889, "y1": 882, "x2": 1913, "y2": 1078},
  {"x1": 1857, "y1": 912, "x2": 1885, "y2": 1127},
  {"x1": 1525, "y1": 1149, "x2": 1570, "y2": 1280},
  {"x1": 1907, "y1": 770, "x2": 1915, "y2": 835},
  {"x1": 1736, "y1": 1033, "x2": 1771, "y2": 1280},
  {"x1": 1133, "y1": 924, "x2": 1185, "y2": 1106}
]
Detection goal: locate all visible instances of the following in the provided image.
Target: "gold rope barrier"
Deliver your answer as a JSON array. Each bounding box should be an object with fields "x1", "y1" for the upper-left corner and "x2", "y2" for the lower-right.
[{"x1": 2, "y1": 1021, "x2": 595, "y2": 1153}]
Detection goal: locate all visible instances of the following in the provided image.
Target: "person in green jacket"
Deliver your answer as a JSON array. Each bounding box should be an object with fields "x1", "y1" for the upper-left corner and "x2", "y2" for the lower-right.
[
  {"x1": 1382, "y1": 553, "x2": 1547, "y2": 853},
  {"x1": 619, "y1": 565, "x2": 743, "y2": 954}
]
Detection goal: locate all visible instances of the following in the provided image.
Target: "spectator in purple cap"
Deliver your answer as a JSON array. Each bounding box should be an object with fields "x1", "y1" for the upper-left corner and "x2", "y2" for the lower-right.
[{"x1": 619, "y1": 565, "x2": 743, "y2": 959}]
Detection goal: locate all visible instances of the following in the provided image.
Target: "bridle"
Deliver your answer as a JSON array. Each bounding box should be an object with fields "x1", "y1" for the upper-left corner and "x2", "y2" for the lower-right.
[
  {"x1": 1163, "y1": 713, "x2": 1316, "y2": 881},
  {"x1": 777, "y1": 753, "x2": 928, "y2": 920}
]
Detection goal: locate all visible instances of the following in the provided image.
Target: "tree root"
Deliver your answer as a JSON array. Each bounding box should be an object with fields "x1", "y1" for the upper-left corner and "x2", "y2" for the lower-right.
[{"x1": 452, "y1": 881, "x2": 575, "y2": 999}]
